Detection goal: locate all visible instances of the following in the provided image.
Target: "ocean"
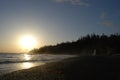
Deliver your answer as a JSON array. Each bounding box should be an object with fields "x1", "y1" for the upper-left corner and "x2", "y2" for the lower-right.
[{"x1": 0, "y1": 53, "x2": 75, "y2": 75}]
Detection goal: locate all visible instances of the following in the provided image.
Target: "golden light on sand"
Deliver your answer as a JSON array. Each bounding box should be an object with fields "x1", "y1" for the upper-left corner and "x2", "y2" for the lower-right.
[{"x1": 19, "y1": 35, "x2": 37, "y2": 51}]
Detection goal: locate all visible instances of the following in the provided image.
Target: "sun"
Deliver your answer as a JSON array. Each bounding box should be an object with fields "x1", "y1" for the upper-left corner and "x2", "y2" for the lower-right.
[{"x1": 19, "y1": 35, "x2": 37, "y2": 51}]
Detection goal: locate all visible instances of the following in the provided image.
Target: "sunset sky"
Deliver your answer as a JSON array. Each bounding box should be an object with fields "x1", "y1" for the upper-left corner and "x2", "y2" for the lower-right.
[{"x1": 0, "y1": 0, "x2": 120, "y2": 53}]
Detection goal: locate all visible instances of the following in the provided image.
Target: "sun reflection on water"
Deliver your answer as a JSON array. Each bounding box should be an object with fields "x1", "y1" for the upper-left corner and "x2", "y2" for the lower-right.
[
  {"x1": 21, "y1": 54, "x2": 33, "y2": 69},
  {"x1": 24, "y1": 54, "x2": 31, "y2": 60},
  {"x1": 22, "y1": 62, "x2": 33, "y2": 69},
  {"x1": 20, "y1": 54, "x2": 45, "y2": 69}
]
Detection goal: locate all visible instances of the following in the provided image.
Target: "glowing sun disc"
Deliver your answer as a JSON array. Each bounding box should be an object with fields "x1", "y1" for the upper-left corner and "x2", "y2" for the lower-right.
[{"x1": 19, "y1": 35, "x2": 36, "y2": 50}]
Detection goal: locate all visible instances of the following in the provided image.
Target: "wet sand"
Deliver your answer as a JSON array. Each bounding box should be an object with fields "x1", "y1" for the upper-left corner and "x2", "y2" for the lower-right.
[{"x1": 1, "y1": 56, "x2": 120, "y2": 80}]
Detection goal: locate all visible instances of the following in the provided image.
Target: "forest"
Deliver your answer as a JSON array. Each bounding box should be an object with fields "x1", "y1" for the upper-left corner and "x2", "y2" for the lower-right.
[{"x1": 30, "y1": 34, "x2": 120, "y2": 56}]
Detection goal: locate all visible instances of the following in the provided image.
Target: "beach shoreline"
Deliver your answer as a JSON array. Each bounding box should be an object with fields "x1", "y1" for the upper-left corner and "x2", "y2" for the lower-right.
[{"x1": 1, "y1": 56, "x2": 120, "y2": 80}]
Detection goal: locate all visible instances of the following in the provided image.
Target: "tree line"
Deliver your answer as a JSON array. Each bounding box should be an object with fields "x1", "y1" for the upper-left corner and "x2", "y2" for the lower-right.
[{"x1": 30, "y1": 34, "x2": 120, "y2": 56}]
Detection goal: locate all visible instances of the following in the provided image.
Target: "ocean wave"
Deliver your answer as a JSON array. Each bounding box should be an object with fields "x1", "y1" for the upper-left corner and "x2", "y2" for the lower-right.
[
  {"x1": 0, "y1": 59, "x2": 56, "y2": 64},
  {"x1": 0, "y1": 54, "x2": 75, "y2": 64}
]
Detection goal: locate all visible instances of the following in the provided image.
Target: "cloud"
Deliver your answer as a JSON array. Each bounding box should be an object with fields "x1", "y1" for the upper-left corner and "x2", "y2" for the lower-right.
[
  {"x1": 101, "y1": 20, "x2": 115, "y2": 27},
  {"x1": 100, "y1": 11, "x2": 116, "y2": 27},
  {"x1": 54, "y1": 0, "x2": 90, "y2": 6},
  {"x1": 100, "y1": 12, "x2": 107, "y2": 19}
]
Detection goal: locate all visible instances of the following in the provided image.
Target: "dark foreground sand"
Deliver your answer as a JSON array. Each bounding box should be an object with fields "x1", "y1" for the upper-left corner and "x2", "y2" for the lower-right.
[{"x1": 1, "y1": 56, "x2": 120, "y2": 80}]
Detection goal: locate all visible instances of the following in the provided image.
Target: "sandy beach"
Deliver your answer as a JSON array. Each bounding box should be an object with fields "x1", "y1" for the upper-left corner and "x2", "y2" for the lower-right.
[{"x1": 1, "y1": 56, "x2": 120, "y2": 80}]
